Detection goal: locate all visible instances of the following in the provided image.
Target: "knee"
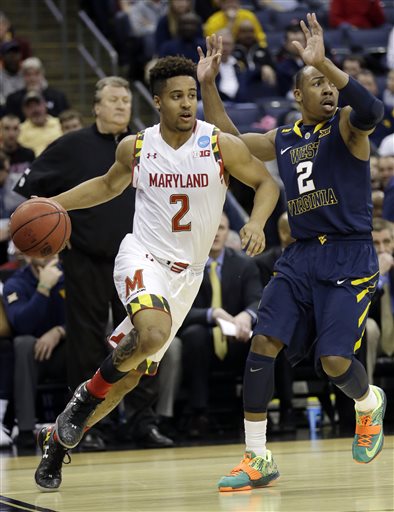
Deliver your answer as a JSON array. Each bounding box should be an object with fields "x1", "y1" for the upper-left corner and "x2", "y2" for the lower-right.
[
  {"x1": 138, "y1": 325, "x2": 170, "y2": 357},
  {"x1": 251, "y1": 334, "x2": 283, "y2": 357},
  {"x1": 320, "y1": 355, "x2": 351, "y2": 377}
]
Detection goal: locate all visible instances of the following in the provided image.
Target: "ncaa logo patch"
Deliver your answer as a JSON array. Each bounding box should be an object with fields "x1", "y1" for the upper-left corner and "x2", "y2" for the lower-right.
[{"x1": 197, "y1": 135, "x2": 210, "y2": 148}]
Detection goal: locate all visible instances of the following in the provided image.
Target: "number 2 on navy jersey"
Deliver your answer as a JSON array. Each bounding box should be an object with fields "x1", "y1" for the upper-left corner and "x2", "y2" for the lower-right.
[
  {"x1": 170, "y1": 194, "x2": 191, "y2": 232},
  {"x1": 296, "y1": 161, "x2": 316, "y2": 194}
]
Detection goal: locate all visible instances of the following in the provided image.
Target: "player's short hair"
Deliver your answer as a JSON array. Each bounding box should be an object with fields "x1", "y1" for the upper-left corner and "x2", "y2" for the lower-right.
[
  {"x1": 93, "y1": 76, "x2": 131, "y2": 105},
  {"x1": 0, "y1": 113, "x2": 20, "y2": 125},
  {"x1": 295, "y1": 67, "x2": 307, "y2": 89},
  {"x1": 149, "y1": 56, "x2": 197, "y2": 96}
]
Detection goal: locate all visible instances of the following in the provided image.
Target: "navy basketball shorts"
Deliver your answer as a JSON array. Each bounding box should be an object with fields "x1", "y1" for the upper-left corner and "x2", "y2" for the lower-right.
[{"x1": 254, "y1": 237, "x2": 379, "y2": 366}]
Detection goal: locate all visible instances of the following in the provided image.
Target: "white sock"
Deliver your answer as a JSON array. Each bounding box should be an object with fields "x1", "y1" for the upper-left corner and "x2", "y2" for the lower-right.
[
  {"x1": 355, "y1": 385, "x2": 378, "y2": 412},
  {"x1": 244, "y1": 419, "x2": 267, "y2": 458}
]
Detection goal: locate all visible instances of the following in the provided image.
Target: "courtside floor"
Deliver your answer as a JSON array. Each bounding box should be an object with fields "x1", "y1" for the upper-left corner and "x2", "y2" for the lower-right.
[{"x1": 1, "y1": 436, "x2": 393, "y2": 511}]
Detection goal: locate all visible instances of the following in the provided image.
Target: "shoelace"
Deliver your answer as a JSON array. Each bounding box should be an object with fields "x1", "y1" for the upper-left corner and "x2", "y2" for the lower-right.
[
  {"x1": 357, "y1": 414, "x2": 374, "y2": 447},
  {"x1": 229, "y1": 455, "x2": 264, "y2": 480}
]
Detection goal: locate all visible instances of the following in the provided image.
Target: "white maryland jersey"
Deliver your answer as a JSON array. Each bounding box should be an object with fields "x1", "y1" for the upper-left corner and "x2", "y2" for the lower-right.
[{"x1": 131, "y1": 120, "x2": 228, "y2": 266}]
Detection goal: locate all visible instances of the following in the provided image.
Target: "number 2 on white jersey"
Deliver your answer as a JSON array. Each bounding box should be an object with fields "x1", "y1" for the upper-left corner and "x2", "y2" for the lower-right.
[
  {"x1": 170, "y1": 194, "x2": 191, "y2": 232},
  {"x1": 296, "y1": 161, "x2": 315, "y2": 194}
]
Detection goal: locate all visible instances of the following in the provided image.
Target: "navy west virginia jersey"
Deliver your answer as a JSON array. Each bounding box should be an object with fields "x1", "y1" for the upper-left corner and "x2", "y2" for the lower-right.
[{"x1": 275, "y1": 109, "x2": 372, "y2": 239}]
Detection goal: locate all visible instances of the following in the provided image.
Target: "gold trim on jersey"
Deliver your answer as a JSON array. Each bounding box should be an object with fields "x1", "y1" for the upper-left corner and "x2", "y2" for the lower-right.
[
  {"x1": 212, "y1": 126, "x2": 227, "y2": 185},
  {"x1": 354, "y1": 326, "x2": 366, "y2": 352},
  {"x1": 351, "y1": 271, "x2": 380, "y2": 286},
  {"x1": 292, "y1": 119, "x2": 329, "y2": 138}
]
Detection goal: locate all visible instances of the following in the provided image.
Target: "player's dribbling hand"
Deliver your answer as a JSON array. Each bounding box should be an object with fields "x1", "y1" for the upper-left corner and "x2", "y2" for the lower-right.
[
  {"x1": 197, "y1": 34, "x2": 222, "y2": 83},
  {"x1": 292, "y1": 13, "x2": 326, "y2": 67},
  {"x1": 240, "y1": 220, "x2": 265, "y2": 256}
]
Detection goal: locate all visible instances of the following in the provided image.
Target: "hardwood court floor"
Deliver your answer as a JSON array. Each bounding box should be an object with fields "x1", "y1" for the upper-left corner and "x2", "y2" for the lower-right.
[{"x1": 1, "y1": 436, "x2": 393, "y2": 512}]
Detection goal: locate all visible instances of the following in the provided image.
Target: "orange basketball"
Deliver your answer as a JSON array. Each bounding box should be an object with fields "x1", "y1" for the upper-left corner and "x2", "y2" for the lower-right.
[{"x1": 10, "y1": 197, "x2": 72, "y2": 258}]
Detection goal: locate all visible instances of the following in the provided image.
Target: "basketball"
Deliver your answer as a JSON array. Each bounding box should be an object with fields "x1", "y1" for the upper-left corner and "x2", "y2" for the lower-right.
[{"x1": 10, "y1": 197, "x2": 72, "y2": 258}]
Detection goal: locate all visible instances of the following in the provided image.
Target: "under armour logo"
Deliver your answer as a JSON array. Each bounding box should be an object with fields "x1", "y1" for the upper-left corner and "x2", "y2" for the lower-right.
[{"x1": 146, "y1": 153, "x2": 157, "y2": 159}]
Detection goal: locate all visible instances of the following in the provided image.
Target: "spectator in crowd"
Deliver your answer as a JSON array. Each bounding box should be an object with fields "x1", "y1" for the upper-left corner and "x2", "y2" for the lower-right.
[
  {"x1": 329, "y1": 0, "x2": 386, "y2": 29},
  {"x1": 194, "y1": 0, "x2": 218, "y2": 22},
  {"x1": 127, "y1": 0, "x2": 167, "y2": 60},
  {"x1": 355, "y1": 69, "x2": 393, "y2": 148},
  {"x1": 370, "y1": 154, "x2": 381, "y2": 190},
  {"x1": 378, "y1": 133, "x2": 394, "y2": 157},
  {"x1": 341, "y1": 54, "x2": 364, "y2": 78},
  {"x1": 159, "y1": 12, "x2": 205, "y2": 63},
  {"x1": 382, "y1": 69, "x2": 394, "y2": 109},
  {"x1": 5, "y1": 57, "x2": 70, "y2": 121},
  {"x1": 378, "y1": 155, "x2": 394, "y2": 222},
  {"x1": 0, "y1": 277, "x2": 13, "y2": 448},
  {"x1": 212, "y1": 28, "x2": 250, "y2": 102},
  {"x1": 372, "y1": 189, "x2": 385, "y2": 219},
  {"x1": 275, "y1": 22, "x2": 306, "y2": 96},
  {"x1": 233, "y1": 19, "x2": 276, "y2": 91},
  {"x1": 366, "y1": 218, "x2": 394, "y2": 382},
  {"x1": 0, "y1": 11, "x2": 31, "y2": 60},
  {"x1": 0, "y1": 41, "x2": 24, "y2": 109},
  {"x1": 180, "y1": 212, "x2": 262, "y2": 437},
  {"x1": 18, "y1": 91, "x2": 62, "y2": 156},
  {"x1": 204, "y1": 0, "x2": 267, "y2": 48},
  {"x1": 0, "y1": 114, "x2": 35, "y2": 220},
  {"x1": 0, "y1": 151, "x2": 10, "y2": 265},
  {"x1": 2, "y1": 254, "x2": 66, "y2": 450},
  {"x1": 387, "y1": 26, "x2": 394, "y2": 71},
  {"x1": 58, "y1": 109, "x2": 84, "y2": 134},
  {"x1": 155, "y1": 0, "x2": 197, "y2": 54}
]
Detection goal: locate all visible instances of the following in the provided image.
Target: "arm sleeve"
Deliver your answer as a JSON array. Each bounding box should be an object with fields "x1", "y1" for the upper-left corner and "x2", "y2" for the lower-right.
[{"x1": 13, "y1": 135, "x2": 71, "y2": 199}]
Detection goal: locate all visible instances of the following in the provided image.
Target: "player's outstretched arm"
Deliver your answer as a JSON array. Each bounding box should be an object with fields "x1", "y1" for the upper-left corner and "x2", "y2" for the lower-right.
[
  {"x1": 50, "y1": 136, "x2": 134, "y2": 211},
  {"x1": 220, "y1": 133, "x2": 280, "y2": 256},
  {"x1": 198, "y1": 35, "x2": 277, "y2": 162},
  {"x1": 294, "y1": 13, "x2": 384, "y2": 156}
]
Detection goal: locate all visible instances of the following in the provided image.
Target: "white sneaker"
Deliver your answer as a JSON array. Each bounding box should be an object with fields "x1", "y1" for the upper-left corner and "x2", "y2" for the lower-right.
[{"x1": 0, "y1": 424, "x2": 13, "y2": 447}]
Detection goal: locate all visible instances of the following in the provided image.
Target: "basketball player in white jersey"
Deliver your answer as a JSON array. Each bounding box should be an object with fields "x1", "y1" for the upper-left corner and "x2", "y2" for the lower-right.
[{"x1": 34, "y1": 55, "x2": 279, "y2": 491}]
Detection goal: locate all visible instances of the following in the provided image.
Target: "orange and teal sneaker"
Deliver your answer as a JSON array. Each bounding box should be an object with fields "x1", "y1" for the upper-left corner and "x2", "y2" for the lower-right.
[
  {"x1": 352, "y1": 385, "x2": 386, "y2": 464},
  {"x1": 218, "y1": 450, "x2": 280, "y2": 492}
]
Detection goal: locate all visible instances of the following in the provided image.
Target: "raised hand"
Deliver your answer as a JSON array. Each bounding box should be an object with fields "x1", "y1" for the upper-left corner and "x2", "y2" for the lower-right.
[
  {"x1": 292, "y1": 13, "x2": 326, "y2": 67},
  {"x1": 197, "y1": 34, "x2": 222, "y2": 84}
]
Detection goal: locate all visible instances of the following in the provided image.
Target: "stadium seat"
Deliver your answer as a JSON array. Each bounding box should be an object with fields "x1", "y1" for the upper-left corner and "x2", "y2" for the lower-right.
[
  {"x1": 266, "y1": 32, "x2": 284, "y2": 54},
  {"x1": 323, "y1": 28, "x2": 350, "y2": 56},
  {"x1": 224, "y1": 102, "x2": 262, "y2": 129},
  {"x1": 270, "y1": 9, "x2": 309, "y2": 30},
  {"x1": 258, "y1": 97, "x2": 295, "y2": 120},
  {"x1": 347, "y1": 26, "x2": 392, "y2": 54},
  {"x1": 383, "y1": 6, "x2": 394, "y2": 24}
]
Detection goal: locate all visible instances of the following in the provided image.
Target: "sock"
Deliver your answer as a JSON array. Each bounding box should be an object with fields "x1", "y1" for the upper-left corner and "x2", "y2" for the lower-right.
[
  {"x1": 86, "y1": 353, "x2": 129, "y2": 399},
  {"x1": 86, "y1": 370, "x2": 114, "y2": 399},
  {"x1": 244, "y1": 419, "x2": 267, "y2": 458},
  {"x1": 355, "y1": 385, "x2": 378, "y2": 412}
]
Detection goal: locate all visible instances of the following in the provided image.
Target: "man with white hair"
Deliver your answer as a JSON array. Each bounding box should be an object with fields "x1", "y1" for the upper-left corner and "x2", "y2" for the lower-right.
[{"x1": 5, "y1": 56, "x2": 69, "y2": 120}]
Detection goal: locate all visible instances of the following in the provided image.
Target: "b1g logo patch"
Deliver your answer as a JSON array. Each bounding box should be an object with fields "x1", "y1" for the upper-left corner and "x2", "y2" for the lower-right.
[{"x1": 198, "y1": 135, "x2": 210, "y2": 148}]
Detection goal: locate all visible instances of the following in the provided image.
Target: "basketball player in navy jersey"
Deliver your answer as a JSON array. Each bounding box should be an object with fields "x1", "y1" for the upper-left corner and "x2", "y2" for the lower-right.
[
  {"x1": 198, "y1": 13, "x2": 386, "y2": 491},
  {"x1": 33, "y1": 56, "x2": 279, "y2": 492}
]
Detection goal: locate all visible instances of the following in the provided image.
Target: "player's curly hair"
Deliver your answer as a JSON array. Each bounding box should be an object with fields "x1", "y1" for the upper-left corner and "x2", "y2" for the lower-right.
[{"x1": 149, "y1": 56, "x2": 197, "y2": 96}]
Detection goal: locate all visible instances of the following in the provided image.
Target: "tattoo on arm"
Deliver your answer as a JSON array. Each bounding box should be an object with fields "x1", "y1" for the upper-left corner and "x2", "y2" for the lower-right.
[{"x1": 112, "y1": 329, "x2": 139, "y2": 367}]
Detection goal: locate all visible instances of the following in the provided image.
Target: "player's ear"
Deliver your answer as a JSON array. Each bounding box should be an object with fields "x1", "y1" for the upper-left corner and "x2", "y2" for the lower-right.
[
  {"x1": 293, "y1": 88, "x2": 302, "y2": 102},
  {"x1": 153, "y1": 95, "x2": 161, "y2": 111}
]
